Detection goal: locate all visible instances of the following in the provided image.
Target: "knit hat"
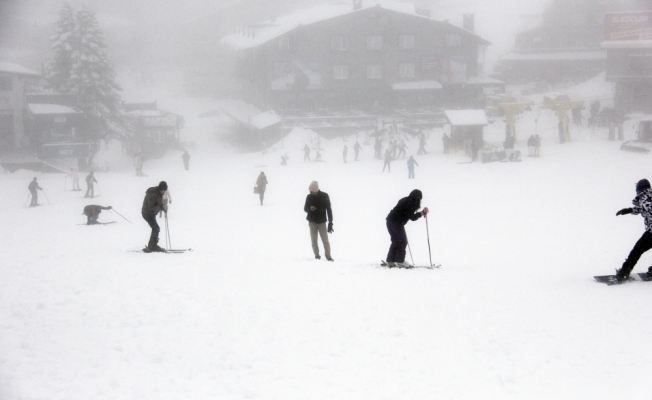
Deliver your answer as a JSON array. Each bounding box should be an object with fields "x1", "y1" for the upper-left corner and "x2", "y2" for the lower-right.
[
  {"x1": 309, "y1": 181, "x2": 319, "y2": 192},
  {"x1": 636, "y1": 179, "x2": 650, "y2": 194},
  {"x1": 409, "y1": 189, "x2": 422, "y2": 200},
  {"x1": 158, "y1": 181, "x2": 168, "y2": 191}
]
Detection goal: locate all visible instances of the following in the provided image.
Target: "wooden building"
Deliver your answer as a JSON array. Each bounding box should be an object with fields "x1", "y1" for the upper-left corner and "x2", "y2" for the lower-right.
[
  {"x1": 222, "y1": 1, "x2": 491, "y2": 115},
  {"x1": 125, "y1": 102, "x2": 184, "y2": 158},
  {"x1": 0, "y1": 62, "x2": 41, "y2": 151}
]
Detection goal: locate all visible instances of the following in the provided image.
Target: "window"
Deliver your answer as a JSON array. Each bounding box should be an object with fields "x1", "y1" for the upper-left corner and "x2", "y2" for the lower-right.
[
  {"x1": 367, "y1": 64, "x2": 383, "y2": 79},
  {"x1": 332, "y1": 36, "x2": 349, "y2": 51},
  {"x1": 399, "y1": 35, "x2": 415, "y2": 49},
  {"x1": 445, "y1": 33, "x2": 461, "y2": 47},
  {"x1": 366, "y1": 35, "x2": 383, "y2": 50},
  {"x1": 332, "y1": 65, "x2": 349, "y2": 80},
  {"x1": 399, "y1": 63, "x2": 416, "y2": 78},
  {"x1": 278, "y1": 36, "x2": 290, "y2": 50},
  {"x1": 0, "y1": 76, "x2": 12, "y2": 91}
]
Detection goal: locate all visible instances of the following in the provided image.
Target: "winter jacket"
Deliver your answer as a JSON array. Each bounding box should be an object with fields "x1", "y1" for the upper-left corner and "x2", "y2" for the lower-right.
[
  {"x1": 28, "y1": 181, "x2": 41, "y2": 192},
  {"x1": 141, "y1": 187, "x2": 164, "y2": 218},
  {"x1": 632, "y1": 188, "x2": 652, "y2": 232},
  {"x1": 386, "y1": 190, "x2": 423, "y2": 225},
  {"x1": 83, "y1": 205, "x2": 109, "y2": 217},
  {"x1": 256, "y1": 174, "x2": 268, "y2": 190},
  {"x1": 304, "y1": 191, "x2": 332, "y2": 224},
  {"x1": 86, "y1": 174, "x2": 96, "y2": 185}
]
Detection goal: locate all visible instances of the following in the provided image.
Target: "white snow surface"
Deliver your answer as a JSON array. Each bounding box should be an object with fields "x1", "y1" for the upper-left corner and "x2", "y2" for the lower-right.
[{"x1": 4, "y1": 73, "x2": 652, "y2": 399}]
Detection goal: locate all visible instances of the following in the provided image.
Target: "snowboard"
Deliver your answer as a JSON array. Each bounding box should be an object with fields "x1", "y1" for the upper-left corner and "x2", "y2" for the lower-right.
[
  {"x1": 380, "y1": 260, "x2": 440, "y2": 269},
  {"x1": 594, "y1": 273, "x2": 652, "y2": 285}
]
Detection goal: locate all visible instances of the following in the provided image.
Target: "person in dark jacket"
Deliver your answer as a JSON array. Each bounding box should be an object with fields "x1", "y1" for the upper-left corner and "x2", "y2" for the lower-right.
[
  {"x1": 141, "y1": 181, "x2": 168, "y2": 252},
  {"x1": 385, "y1": 189, "x2": 428, "y2": 267},
  {"x1": 255, "y1": 172, "x2": 268, "y2": 205},
  {"x1": 615, "y1": 179, "x2": 652, "y2": 283},
  {"x1": 28, "y1": 177, "x2": 42, "y2": 207},
  {"x1": 83, "y1": 204, "x2": 112, "y2": 225},
  {"x1": 182, "y1": 150, "x2": 190, "y2": 170},
  {"x1": 304, "y1": 180, "x2": 334, "y2": 261},
  {"x1": 85, "y1": 171, "x2": 97, "y2": 198}
]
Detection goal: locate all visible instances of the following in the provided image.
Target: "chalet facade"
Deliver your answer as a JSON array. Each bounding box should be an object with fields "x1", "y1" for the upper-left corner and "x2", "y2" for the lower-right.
[
  {"x1": 0, "y1": 62, "x2": 41, "y2": 151},
  {"x1": 125, "y1": 102, "x2": 184, "y2": 158},
  {"x1": 222, "y1": 3, "x2": 491, "y2": 115}
]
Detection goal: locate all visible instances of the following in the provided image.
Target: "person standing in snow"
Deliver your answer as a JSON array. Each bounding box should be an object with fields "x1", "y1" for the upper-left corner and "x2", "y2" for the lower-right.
[
  {"x1": 255, "y1": 172, "x2": 268, "y2": 205},
  {"x1": 614, "y1": 179, "x2": 652, "y2": 283},
  {"x1": 182, "y1": 150, "x2": 190, "y2": 170},
  {"x1": 304, "y1": 181, "x2": 334, "y2": 261},
  {"x1": 141, "y1": 181, "x2": 168, "y2": 253},
  {"x1": 280, "y1": 153, "x2": 289, "y2": 166},
  {"x1": 382, "y1": 149, "x2": 392, "y2": 172},
  {"x1": 385, "y1": 190, "x2": 428, "y2": 268},
  {"x1": 442, "y1": 133, "x2": 450, "y2": 154},
  {"x1": 158, "y1": 189, "x2": 172, "y2": 218},
  {"x1": 28, "y1": 177, "x2": 42, "y2": 207},
  {"x1": 343, "y1": 145, "x2": 348, "y2": 163},
  {"x1": 85, "y1": 171, "x2": 97, "y2": 198},
  {"x1": 417, "y1": 133, "x2": 426, "y2": 155},
  {"x1": 354, "y1": 141, "x2": 362, "y2": 161},
  {"x1": 407, "y1": 156, "x2": 418, "y2": 179},
  {"x1": 69, "y1": 168, "x2": 81, "y2": 191},
  {"x1": 83, "y1": 204, "x2": 112, "y2": 225},
  {"x1": 303, "y1": 144, "x2": 311, "y2": 162},
  {"x1": 134, "y1": 152, "x2": 144, "y2": 176},
  {"x1": 397, "y1": 140, "x2": 407, "y2": 159}
]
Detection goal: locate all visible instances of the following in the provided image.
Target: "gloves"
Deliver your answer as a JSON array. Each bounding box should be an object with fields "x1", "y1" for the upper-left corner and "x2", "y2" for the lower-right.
[
  {"x1": 107, "y1": 206, "x2": 112, "y2": 210},
  {"x1": 328, "y1": 221, "x2": 334, "y2": 233},
  {"x1": 422, "y1": 207, "x2": 429, "y2": 216},
  {"x1": 616, "y1": 208, "x2": 633, "y2": 216}
]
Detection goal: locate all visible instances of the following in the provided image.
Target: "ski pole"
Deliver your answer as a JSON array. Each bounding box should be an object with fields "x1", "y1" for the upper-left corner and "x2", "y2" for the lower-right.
[
  {"x1": 24, "y1": 192, "x2": 30, "y2": 207},
  {"x1": 407, "y1": 240, "x2": 415, "y2": 266},
  {"x1": 111, "y1": 208, "x2": 132, "y2": 223},
  {"x1": 425, "y1": 214, "x2": 433, "y2": 268},
  {"x1": 41, "y1": 189, "x2": 50, "y2": 204},
  {"x1": 165, "y1": 212, "x2": 172, "y2": 250}
]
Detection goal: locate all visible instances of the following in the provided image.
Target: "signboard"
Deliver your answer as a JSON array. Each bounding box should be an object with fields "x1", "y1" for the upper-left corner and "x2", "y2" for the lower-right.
[
  {"x1": 604, "y1": 11, "x2": 652, "y2": 41},
  {"x1": 142, "y1": 116, "x2": 178, "y2": 127},
  {"x1": 40, "y1": 143, "x2": 90, "y2": 159}
]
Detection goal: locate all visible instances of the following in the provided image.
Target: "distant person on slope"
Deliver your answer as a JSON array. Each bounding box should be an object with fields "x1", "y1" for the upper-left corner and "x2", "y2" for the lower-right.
[
  {"x1": 142, "y1": 181, "x2": 168, "y2": 253},
  {"x1": 85, "y1": 171, "x2": 97, "y2": 198},
  {"x1": 614, "y1": 179, "x2": 652, "y2": 283},
  {"x1": 255, "y1": 172, "x2": 268, "y2": 205},
  {"x1": 83, "y1": 204, "x2": 112, "y2": 225},
  {"x1": 385, "y1": 189, "x2": 428, "y2": 268},
  {"x1": 182, "y1": 150, "x2": 190, "y2": 170},
  {"x1": 304, "y1": 181, "x2": 334, "y2": 261},
  {"x1": 407, "y1": 156, "x2": 418, "y2": 179},
  {"x1": 69, "y1": 168, "x2": 81, "y2": 191},
  {"x1": 28, "y1": 177, "x2": 43, "y2": 207}
]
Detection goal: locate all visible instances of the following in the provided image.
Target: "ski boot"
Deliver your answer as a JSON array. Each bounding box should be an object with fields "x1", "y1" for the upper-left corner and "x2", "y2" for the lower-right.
[
  {"x1": 614, "y1": 268, "x2": 630, "y2": 284},
  {"x1": 395, "y1": 261, "x2": 413, "y2": 269}
]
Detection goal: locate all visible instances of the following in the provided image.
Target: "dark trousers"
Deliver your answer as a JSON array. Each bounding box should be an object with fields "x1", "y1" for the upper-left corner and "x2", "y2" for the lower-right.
[
  {"x1": 142, "y1": 214, "x2": 160, "y2": 247},
  {"x1": 85, "y1": 184, "x2": 94, "y2": 197},
  {"x1": 622, "y1": 231, "x2": 652, "y2": 274},
  {"x1": 29, "y1": 189, "x2": 38, "y2": 206},
  {"x1": 258, "y1": 188, "x2": 265, "y2": 204},
  {"x1": 183, "y1": 160, "x2": 189, "y2": 170},
  {"x1": 386, "y1": 220, "x2": 408, "y2": 263}
]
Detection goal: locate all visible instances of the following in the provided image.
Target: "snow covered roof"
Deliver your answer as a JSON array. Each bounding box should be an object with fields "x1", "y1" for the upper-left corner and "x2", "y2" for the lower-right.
[
  {"x1": 501, "y1": 51, "x2": 606, "y2": 61},
  {"x1": 219, "y1": 100, "x2": 280, "y2": 130},
  {"x1": 601, "y1": 40, "x2": 652, "y2": 49},
  {"x1": 222, "y1": 0, "x2": 488, "y2": 50},
  {"x1": 0, "y1": 62, "x2": 40, "y2": 77},
  {"x1": 445, "y1": 110, "x2": 488, "y2": 126},
  {"x1": 27, "y1": 103, "x2": 82, "y2": 115},
  {"x1": 250, "y1": 110, "x2": 282, "y2": 130},
  {"x1": 391, "y1": 80, "x2": 443, "y2": 90}
]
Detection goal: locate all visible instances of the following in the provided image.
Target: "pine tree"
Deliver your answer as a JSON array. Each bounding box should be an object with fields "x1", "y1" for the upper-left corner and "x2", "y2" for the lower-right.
[{"x1": 44, "y1": 3, "x2": 75, "y2": 93}]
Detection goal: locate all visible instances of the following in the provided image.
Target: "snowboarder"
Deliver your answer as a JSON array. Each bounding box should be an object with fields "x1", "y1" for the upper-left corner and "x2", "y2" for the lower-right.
[
  {"x1": 315, "y1": 150, "x2": 322, "y2": 162},
  {"x1": 343, "y1": 145, "x2": 348, "y2": 163},
  {"x1": 69, "y1": 168, "x2": 81, "y2": 191},
  {"x1": 382, "y1": 149, "x2": 392, "y2": 172},
  {"x1": 304, "y1": 181, "x2": 333, "y2": 261},
  {"x1": 614, "y1": 179, "x2": 652, "y2": 283},
  {"x1": 141, "y1": 181, "x2": 168, "y2": 253},
  {"x1": 83, "y1": 204, "x2": 112, "y2": 225},
  {"x1": 85, "y1": 171, "x2": 97, "y2": 198},
  {"x1": 354, "y1": 141, "x2": 362, "y2": 161},
  {"x1": 385, "y1": 190, "x2": 428, "y2": 268},
  {"x1": 28, "y1": 177, "x2": 42, "y2": 207},
  {"x1": 303, "y1": 144, "x2": 311, "y2": 162},
  {"x1": 407, "y1": 156, "x2": 418, "y2": 179},
  {"x1": 280, "y1": 153, "x2": 289, "y2": 166},
  {"x1": 182, "y1": 150, "x2": 190, "y2": 170},
  {"x1": 255, "y1": 172, "x2": 268, "y2": 205},
  {"x1": 158, "y1": 189, "x2": 172, "y2": 218}
]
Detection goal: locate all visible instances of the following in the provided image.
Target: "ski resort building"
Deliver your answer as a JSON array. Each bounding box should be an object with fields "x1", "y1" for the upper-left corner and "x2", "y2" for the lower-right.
[
  {"x1": 0, "y1": 62, "x2": 41, "y2": 151},
  {"x1": 124, "y1": 102, "x2": 185, "y2": 159},
  {"x1": 221, "y1": 1, "x2": 493, "y2": 119}
]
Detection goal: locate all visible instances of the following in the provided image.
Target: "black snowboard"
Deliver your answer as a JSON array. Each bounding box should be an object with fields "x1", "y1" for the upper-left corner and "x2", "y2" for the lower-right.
[{"x1": 594, "y1": 273, "x2": 652, "y2": 285}]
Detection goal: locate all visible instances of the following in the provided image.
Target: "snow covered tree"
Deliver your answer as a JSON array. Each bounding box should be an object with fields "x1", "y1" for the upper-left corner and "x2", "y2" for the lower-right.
[{"x1": 44, "y1": 3, "x2": 75, "y2": 93}]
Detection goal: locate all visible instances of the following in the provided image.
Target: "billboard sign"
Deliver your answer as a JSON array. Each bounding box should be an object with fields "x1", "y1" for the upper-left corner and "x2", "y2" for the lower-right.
[
  {"x1": 604, "y1": 11, "x2": 652, "y2": 41},
  {"x1": 40, "y1": 143, "x2": 90, "y2": 159}
]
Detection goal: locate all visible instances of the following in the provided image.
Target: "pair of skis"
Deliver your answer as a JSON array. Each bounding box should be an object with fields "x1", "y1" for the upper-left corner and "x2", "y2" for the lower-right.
[{"x1": 380, "y1": 260, "x2": 440, "y2": 270}]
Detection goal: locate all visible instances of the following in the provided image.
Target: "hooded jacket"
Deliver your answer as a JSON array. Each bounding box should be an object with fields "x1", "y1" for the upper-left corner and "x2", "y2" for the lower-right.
[
  {"x1": 141, "y1": 187, "x2": 163, "y2": 218},
  {"x1": 386, "y1": 190, "x2": 423, "y2": 225}
]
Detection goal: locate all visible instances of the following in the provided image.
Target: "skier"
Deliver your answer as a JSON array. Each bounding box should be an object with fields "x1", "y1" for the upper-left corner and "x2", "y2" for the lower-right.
[
  {"x1": 614, "y1": 179, "x2": 652, "y2": 283},
  {"x1": 141, "y1": 181, "x2": 168, "y2": 253},
  {"x1": 69, "y1": 168, "x2": 81, "y2": 191},
  {"x1": 407, "y1": 156, "x2": 418, "y2": 179},
  {"x1": 182, "y1": 150, "x2": 190, "y2": 171},
  {"x1": 28, "y1": 177, "x2": 42, "y2": 207},
  {"x1": 158, "y1": 188, "x2": 172, "y2": 218},
  {"x1": 343, "y1": 145, "x2": 348, "y2": 163},
  {"x1": 304, "y1": 181, "x2": 334, "y2": 261},
  {"x1": 83, "y1": 204, "x2": 112, "y2": 225},
  {"x1": 385, "y1": 189, "x2": 429, "y2": 268},
  {"x1": 382, "y1": 149, "x2": 392, "y2": 172},
  {"x1": 354, "y1": 141, "x2": 362, "y2": 161},
  {"x1": 255, "y1": 172, "x2": 268, "y2": 205},
  {"x1": 303, "y1": 144, "x2": 311, "y2": 162},
  {"x1": 85, "y1": 171, "x2": 97, "y2": 198}
]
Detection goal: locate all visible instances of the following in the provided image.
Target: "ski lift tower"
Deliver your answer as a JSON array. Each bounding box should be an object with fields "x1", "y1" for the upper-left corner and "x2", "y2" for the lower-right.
[
  {"x1": 541, "y1": 93, "x2": 583, "y2": 143},
  {"x1": 487, "y1": 94, "x2": 532, "y2": 142}
]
